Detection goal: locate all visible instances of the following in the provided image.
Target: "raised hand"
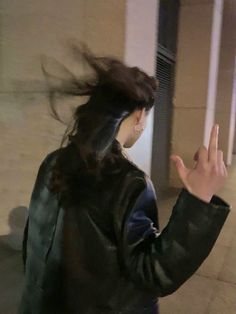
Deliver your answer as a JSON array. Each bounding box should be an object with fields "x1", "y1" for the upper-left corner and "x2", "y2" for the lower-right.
[{"x1": 170, "y1": 124, "x2": 228, "y2": 203}]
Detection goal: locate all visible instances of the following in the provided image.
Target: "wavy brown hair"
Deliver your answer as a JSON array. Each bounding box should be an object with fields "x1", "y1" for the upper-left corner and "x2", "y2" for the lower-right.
[{"x1": 41, "y1": 43, "x2": 158, "y2": 206}]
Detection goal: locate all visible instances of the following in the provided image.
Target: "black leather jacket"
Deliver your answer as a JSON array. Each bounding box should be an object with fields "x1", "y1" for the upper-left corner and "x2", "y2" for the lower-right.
[{"x1": 18, "y1": 147, "x2": 231, "y2": 314}]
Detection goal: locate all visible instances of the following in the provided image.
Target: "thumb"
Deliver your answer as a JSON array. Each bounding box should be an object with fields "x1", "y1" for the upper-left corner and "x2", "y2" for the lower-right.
[{"x1": 170, "y1": 155, "x2": 187, "y2": 180}]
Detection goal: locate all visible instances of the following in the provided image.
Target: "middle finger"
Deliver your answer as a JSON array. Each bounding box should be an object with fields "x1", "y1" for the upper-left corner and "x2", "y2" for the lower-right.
[{"x1": 208, "y1": 124, "x2": 219, "y2": 164}]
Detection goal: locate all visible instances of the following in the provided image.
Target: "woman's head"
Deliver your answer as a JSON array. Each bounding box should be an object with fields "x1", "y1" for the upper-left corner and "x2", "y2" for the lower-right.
[{"x1": 42, "y1": 43, "x2": 158, "y2": 198}]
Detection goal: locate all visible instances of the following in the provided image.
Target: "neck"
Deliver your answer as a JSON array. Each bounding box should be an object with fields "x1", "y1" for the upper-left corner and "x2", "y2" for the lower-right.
[{"x1": 115, "y1": 130, "x2": 127, "y2": 148}]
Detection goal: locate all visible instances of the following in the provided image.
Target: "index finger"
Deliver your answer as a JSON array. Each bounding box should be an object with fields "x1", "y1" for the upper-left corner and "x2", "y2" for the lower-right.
[{"x1": 208, "y1": 124, "x2": 219, "y2": 163}]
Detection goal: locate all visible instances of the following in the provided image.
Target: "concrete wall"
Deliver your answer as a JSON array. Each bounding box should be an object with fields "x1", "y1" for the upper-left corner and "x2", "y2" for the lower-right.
[
  {"x1": 169, "y1": 0, "x2": 223, "y2": 187},
  {"x1": 0, "y1": 0, "x2": 159, "y2": 238},
  {"x1": 0, "y1": 0, "x2": 126, "y2": 237}
]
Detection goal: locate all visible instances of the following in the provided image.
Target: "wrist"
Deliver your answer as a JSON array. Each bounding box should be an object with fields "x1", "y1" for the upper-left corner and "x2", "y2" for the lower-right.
[{"x1": 185, "y1": 188, "x2": 212, "y2": 203}]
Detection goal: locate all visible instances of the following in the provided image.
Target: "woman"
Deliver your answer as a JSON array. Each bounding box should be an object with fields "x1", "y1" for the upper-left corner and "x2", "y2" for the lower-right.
[{"x1": 18, "y1": 44, "x2": 231, "y2": 314}]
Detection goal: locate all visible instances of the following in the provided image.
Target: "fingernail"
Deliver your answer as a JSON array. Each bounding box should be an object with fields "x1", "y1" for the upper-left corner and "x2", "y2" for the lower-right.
[{"x1": 215, "y1": 124, "x2": 219, "y2": 133}]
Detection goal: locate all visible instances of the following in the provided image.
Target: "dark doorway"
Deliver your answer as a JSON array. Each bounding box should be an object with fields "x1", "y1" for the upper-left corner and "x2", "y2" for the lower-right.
[{"x1": 151, "y1": 0, "x2": 180, "y2": 198}]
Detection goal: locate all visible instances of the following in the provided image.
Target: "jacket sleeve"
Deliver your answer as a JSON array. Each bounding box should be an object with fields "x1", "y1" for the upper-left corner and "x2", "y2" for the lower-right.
[
  {"x1": 21, "y1": 152, "x2": 53, "y2": 272},
  {"x1": 22, "y1": 216, "x2": 29, "y2": 273},
  {"x1": 114, "y1": 173, "x2": 231, "y2": 297}
]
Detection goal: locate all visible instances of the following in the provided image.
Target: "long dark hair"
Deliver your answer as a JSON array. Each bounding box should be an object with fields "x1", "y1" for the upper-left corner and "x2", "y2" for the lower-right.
[{"x1": 41, "y1": 43, "x2": 158, "y2": 206}]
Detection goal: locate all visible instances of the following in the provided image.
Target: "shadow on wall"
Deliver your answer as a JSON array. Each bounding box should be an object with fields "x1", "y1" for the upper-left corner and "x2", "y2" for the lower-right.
[
  {"x1": 0, "y1": 206, "x2": 28, "y2": 251},
  {"x1": 0, "y1": 207, "x2": 27, "y2": 313}
]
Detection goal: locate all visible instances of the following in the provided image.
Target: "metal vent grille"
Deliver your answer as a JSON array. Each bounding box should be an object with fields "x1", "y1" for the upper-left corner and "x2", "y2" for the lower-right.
[{"x1": 151, "y1": 53, "x2": 175, "y2": 193}]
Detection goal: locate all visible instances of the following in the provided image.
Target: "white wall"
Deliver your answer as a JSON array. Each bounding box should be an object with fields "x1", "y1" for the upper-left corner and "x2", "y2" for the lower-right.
[{"x1": 124, "y1": 0, "x2": 159, "y2": 175}]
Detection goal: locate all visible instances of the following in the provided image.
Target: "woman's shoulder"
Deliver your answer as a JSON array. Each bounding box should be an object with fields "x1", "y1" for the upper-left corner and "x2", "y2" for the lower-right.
[
  {"x1": 123, "y1": 155, "x2": 153, "y2": 181},
  {"x1": 40, "y1": 147, "x2": 64, "y2": 168},
  {"x1": 118, "y1": 156, "x2": 156, "y2": 196}
]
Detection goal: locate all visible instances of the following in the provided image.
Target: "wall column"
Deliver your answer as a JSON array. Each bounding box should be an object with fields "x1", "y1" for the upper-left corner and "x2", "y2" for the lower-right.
[{"x1": 215, "y1": 0, "x2": 236, "y2": 165}]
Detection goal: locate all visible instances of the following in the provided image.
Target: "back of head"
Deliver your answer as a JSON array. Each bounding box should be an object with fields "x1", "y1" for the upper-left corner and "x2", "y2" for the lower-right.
[{"x1": 41, "y1": 43, "x2": 158, "y2": 206}]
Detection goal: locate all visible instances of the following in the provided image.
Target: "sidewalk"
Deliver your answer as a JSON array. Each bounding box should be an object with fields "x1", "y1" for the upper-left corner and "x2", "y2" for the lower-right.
[{"x1": 159, "y1": 155, "x2": 236, "y2": 314}]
